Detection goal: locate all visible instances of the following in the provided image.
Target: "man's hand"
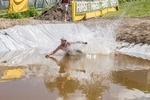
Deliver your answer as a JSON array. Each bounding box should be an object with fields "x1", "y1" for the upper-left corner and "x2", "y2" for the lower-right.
[
  {"x1": 45, "y1": 54, "x2": 50, "y2": 58},
  {"x1": 83, "y1": 42, "x2": 87, "y2": 44}
]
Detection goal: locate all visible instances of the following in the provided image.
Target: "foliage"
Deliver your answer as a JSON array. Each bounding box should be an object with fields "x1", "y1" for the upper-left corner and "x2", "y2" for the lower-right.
[
  {"x1": 27, "y1": 7, "x2": 40, "y2": 17},
  {"x1": 0, "y1": 7, "x2": 40, "y2": 19},
  {"x1": 7, "y1": 12, "x2": 22, "y2": 19},
  {"x1": 0, "y1": 10, "x2": 7, "y2": 18},
  {"x1": 118, "y1": 0, "x2": 146, "y2": 3},
  {"x1": 102, "y1": 0, "x2": 150, "y2": 19}
]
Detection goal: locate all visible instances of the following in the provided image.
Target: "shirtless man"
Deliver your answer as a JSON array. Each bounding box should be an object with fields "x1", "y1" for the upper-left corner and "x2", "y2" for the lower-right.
[{"x1": 45, "y1": 38, "x2": 87, "y2": 57}]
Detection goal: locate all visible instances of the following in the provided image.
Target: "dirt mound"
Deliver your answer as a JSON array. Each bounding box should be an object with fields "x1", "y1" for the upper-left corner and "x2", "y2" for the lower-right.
[
  {"x1": 116, "y1": 18, "x2": 150, "y2": 44},
  {"x1": 35, "y1": 4, "x2": 72, "y2": 21}
]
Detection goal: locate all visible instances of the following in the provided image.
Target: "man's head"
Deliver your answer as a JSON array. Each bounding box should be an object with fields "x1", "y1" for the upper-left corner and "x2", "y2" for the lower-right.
[{"x1": 61, "y1": 37, "x2": 67, "y2": 44}]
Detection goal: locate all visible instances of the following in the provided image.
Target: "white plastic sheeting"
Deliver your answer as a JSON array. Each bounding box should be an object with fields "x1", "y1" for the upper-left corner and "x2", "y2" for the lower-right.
[
  {"x1": 0, "y1": 49, "x2": 53, "y2": 66},
  {"x1": 0, "y1": 23, "x2": 115, "y2": 54},
  {"x1": 116, "y1": 42, "x2": 150, "y2": 60},
  {"x1": 1, "y1": 23, "x2": 150, "y2": 60}
]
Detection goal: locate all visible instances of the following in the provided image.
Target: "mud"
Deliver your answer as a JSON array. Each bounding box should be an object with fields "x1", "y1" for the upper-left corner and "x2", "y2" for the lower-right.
[
  {"x1": 35, "y1": 4, "x2": 72, "y2": 21},
  {"x1": 0, "y1": 18, "x2": 62, "y2": 29},
  {"x1": 116, "y1": 18, "x2": 150, "y2": 44}
]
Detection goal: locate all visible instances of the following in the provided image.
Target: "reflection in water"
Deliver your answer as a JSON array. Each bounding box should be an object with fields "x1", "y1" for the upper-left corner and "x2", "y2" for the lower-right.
[
  {"x1": 0, "y1": 66, "x2": 25, "y2": 82},
  {"x1": 115, "y1": 54, "x2": 150, "y2": 70},
  {"x1": 79, "y1": 75, "x2": 109, "y2": 100},
  {"x1": 112, "y1": 70, "x2": 150, "y2": 92},
  {"x1": 45, "y1": 54, "x2": 109, "y2": 100},
  {"x1": 45, "y1": 72, "x2": 108, "y2": 100},
  {"x1": 1, "y1": 51, "x2": 150, "y2": 100},
  {"x1": 45, "y1": 75, "x2": 81, "y2": 99},
  {"x1": 48, "y1": 55, "x2": 86, "y2": 74}
]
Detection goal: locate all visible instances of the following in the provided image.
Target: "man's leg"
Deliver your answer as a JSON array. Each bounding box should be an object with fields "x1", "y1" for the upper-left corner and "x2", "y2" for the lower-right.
[
  {"x1": 61, "y1": 4, "x2": 65, "y2": 21},
  {"x1": 64, "y1": 12, "x2": 67, "y2": 22},
  {"x1": 75, "y1": 50, "x2": 82, "y2": 53},
  {"x1": 64, "y1": 4, "x2": 69, "y2": 22}
]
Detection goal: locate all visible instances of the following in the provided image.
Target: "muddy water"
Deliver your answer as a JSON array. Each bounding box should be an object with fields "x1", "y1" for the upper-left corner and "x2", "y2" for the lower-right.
[{"x1": 0, "y1": 52, "x2": 150, "y2": 100}]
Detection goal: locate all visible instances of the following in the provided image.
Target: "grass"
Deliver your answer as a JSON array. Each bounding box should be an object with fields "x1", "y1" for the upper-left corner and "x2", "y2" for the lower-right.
[
  {"x1": 0, "y1": 7, "x2": 40, "y2": 19},
  {"x1": 0, "y1": 4, "x2": 55, "y2": 19},
  {"x1": 0, "y1": 10, "x2": 7, "y2": 17},
  {"x1": 0, "y1": 1, "x2": 149, "y2": 19},
  {"x1": 102, "y1": 0, "x2": 150, "y2": 18}
]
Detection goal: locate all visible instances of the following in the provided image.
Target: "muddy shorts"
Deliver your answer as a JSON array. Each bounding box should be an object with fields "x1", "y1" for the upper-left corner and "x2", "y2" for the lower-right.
[
  {"x1": 65, "y1": 50, "x2": 83, "y2": 56},
  {"x1": 62, "y1": 3, "x2": 69, "y2": 12}
]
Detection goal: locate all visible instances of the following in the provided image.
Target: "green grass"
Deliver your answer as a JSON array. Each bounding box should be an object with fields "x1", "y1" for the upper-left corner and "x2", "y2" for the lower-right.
[
  {"x1": 0, "y1": 7, "x2": 40, "y2": 19},
  {"x1": 102, "y1": 0, "x2": 150, "y2": 18},
  {"x1": 0, "y1": 1, "x2": 149, "y2": 19},
  {"x1": 0, "y1": 10, "x2": 7, "y2": 17},
  {"x1": 0, "y1": 5, "x2": 54, "y2": 19}
]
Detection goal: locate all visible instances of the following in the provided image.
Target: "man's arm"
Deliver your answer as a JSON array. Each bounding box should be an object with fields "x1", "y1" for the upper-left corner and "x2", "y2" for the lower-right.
[
  {"x1": 69, "y1": 41, "x2": 87, "y2": 44},
  {"x1": 46, "y1": 45, "x2": 61, "y2": 57}
]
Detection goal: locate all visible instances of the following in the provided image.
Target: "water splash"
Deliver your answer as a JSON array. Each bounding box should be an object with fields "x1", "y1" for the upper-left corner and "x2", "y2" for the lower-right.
[{"x1": 0, "y1": 23, "x2": 117, "y2": 55}]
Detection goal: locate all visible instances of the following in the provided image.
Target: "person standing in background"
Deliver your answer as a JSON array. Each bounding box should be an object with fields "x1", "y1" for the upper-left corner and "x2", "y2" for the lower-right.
[{"x1": 60, "y1": 0, "x2": 70, "y2": 22}]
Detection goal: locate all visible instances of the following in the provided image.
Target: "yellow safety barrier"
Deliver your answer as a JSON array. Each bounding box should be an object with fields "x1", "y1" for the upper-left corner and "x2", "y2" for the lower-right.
[
  {"x1": 72, "y1": 1, "x2": 85, "y2": 21},
  {"x1": 72, "y1": 1, "x2": 119, "y2": 21},
  {"x1": 8, "y1": 0, "x2": 28, "y2": 13}
]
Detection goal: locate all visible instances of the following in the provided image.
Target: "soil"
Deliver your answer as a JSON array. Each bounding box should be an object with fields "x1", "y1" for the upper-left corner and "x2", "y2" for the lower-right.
[
  {"x1": 35, "y1": 4, "x2": 72, "y2": 21},
  {"x1": 116, "y1": 18, "x2": 150, "y2": 44},
  {"x1": 0, "y1": 18, "x2": 62, "y2": 29}
]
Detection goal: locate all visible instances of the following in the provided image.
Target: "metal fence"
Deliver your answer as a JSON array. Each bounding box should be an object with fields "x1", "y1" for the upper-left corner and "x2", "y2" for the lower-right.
[
  {"x1": 0, "y1": 0, "x2": 9, "y2": 9},
  {"x1": 0, "y1": 0, "x2": 58, "y2": 10}
]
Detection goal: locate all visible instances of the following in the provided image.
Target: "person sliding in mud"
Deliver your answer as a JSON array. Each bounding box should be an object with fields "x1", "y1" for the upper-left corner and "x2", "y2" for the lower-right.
[{"x1": 45, "y1": 38, "x2": 87, "y2": 57}]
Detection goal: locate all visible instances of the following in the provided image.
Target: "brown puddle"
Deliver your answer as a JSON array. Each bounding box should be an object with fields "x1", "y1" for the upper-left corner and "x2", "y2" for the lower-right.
[{"x1": 0, "y1": 53, "x2": 150, "y2": 100}]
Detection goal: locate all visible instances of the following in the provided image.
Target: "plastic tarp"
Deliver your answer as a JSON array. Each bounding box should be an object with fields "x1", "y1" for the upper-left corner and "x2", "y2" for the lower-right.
[
  {"x1": 8, "y1": 0, "x2": 28, "y2": 13},
  {"x1": 0, "y1": 23, "x2": 150, "y2": 63},
  {"x1": 0, "y1": 24, "x2": 115, "y2": 54}
]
